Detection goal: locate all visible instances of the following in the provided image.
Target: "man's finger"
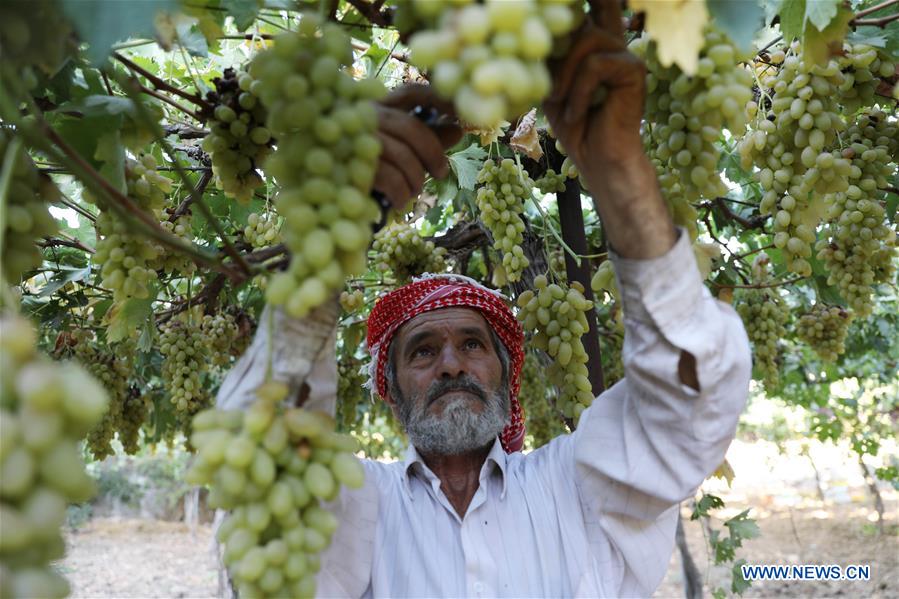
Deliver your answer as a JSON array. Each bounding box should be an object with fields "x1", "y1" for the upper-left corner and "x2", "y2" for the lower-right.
[
  {"x1": 548, "y1": 27, "x2": 627, "y2": 102},
  {"x1": 373, "y1": 159, "x2": 413, "y2": 210},
  {"x1": 378, "y1": 107, "x2": 451, "y2": 179},
  {"x1": 563, "y1": 52, "x2": 644, "y2": 124},
  {"x1": 378, "y1": 131, "x2": 427, "y2": 201},
  {"x1": 587, "y1": 0, "x2": 625, "y2": 40}
]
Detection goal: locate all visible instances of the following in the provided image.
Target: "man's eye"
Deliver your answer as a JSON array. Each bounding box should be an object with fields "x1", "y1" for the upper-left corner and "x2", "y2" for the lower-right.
[
  {"x1": 412, "y1": 347, "x2": 433, "y2": 358},
  {"x1": 464, "y1": 339, "x2": 483, "y2": 350}
]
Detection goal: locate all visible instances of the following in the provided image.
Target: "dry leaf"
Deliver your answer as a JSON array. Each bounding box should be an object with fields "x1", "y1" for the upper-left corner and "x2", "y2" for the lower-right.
[{"x1": 509, "y1": 109, "x2": 543, "y2": 160}]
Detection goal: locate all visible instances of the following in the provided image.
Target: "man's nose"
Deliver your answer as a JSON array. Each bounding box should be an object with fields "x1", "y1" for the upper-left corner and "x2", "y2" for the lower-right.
[{"x1": 437, "y1": 344, "x2": 465, "y2": 378}]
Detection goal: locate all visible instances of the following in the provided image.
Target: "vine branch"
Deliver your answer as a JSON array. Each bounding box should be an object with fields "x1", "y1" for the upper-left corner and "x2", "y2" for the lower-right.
[
  {"x1": 113, "y1": 52, "x2": 211, "y2": 110},
  {"x1": 711, "y1": 276, "x2": 807, "y2": 290},
  {"x1": 853, "y1": 0, "x2": 899, "y2": 19}
]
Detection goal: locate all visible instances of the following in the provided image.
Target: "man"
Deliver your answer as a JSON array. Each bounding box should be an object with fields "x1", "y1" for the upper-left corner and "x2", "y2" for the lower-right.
[{"x1": 218, "y1": 3, "x2": 752, "y2": 596}]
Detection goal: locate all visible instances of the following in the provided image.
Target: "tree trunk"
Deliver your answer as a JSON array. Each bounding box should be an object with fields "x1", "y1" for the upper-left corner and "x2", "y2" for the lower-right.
[
  {"x1": 676, "y1": 511, "x2": 703, "y2": 599},
  {"x1": 857, "y1": 455, "x2": 885, "y2": 534}
]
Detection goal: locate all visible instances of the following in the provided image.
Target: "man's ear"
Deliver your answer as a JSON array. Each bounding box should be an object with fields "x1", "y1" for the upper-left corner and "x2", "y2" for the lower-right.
[{"x1": 382, "y1": 392, "x2": 401, "y2": 419}]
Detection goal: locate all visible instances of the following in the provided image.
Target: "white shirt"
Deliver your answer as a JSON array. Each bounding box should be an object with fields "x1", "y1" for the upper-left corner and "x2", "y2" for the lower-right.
[{"x1": 217, "y1": 231, "x2": 752, "y2": 598}]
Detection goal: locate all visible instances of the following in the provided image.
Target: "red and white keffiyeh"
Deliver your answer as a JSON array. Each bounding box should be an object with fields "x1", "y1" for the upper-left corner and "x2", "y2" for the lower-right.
[{"x1": 366, "y1": 274, "x2": 526, "y2": 453}]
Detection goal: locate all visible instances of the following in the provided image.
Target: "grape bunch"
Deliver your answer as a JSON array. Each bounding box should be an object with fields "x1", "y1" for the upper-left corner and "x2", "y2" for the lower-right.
[
  {"x1": 476, "y1": 158, "x2": 532, "y2": 283},
  {"x1": 398, "y1": 0, "x2": 581, "y2": 128},
  {"x1": 89, "y1": 155, "x2": 172, "y2": 301},
  {"x1": 118, "y1": 388, "x2": 148, "y2": 455},
  {"x1": 642, "y1": 124, "x2": 700, "y2": 240},
  {"x1": 371, "y1": 221, "x2": 448, "y2": 284},
  {"x1": 202, "y1": 68, "x2": 274, "y2": 202},
  {"x1": 0, "y1": 130, "x2": 60, "y2": 284},
  {"x1": 244, "y1": 212, "x2": 282, "y2": 249},
  {"x1": 796, "y1": 304, "x2": 852, "y2": 362},
  {"x1": 160, "y1": 317, "x2": 211, "y2": 416},
  {"x1": 186, "y1": 381, "x2": 365, "y2": 599},
  {"x1": 516, "y1": 276, "x2": 594, "y2": 420},
  {"x1": 336, "y1": 358, "x2": 366, "y2": 430},
  {"x1": 518, "y1": 352, "x2": 566, "y2": 450},
  {"x1": 837, "y1": 43, "x2": 897, "y2": 114},
  {"x1": 815, "y1": 111, "x2": 897, "y2": 316},
  {"x1": 250, "y1": 14, "x2": 385, "y2": 318},
  {"x1": 202, "y1": 311, "x2": 240, "y2": 368},
  {"x1": 71, "y1": 330, "x2": 131, "y2": 460},
  {"x1": 1, "y1": 315, "x2": 108, "y2": 599},
  {"x1": 632, "y1": 29, "x2": 753, "y2": 201},
  {"x1": 338, "y1": 289, "x2": 364, "y2": 314},
  {"x1": 0, "y1": 1, "x2": 75, "y2": 89},
  {"x1": 737, "y1": 42, "x2": 850, "y2": 276},
  {"x1": 535, "y1": 169, "x2": 566, "y2": 194},
  {"x1": 734, "y1": 288, "x2": 789, "y2": 390},
  {"x1": 154, "y1": 212, "x2": 196, "y2": 277}
]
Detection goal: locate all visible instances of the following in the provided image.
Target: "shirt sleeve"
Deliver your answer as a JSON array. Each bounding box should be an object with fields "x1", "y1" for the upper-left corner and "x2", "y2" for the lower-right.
[
  {"x1": 572, "y1": 229, "x2": 752, "y2": 595},
  {"x1": 215, "y1": 300, "x2": 340, "y2": 414}
]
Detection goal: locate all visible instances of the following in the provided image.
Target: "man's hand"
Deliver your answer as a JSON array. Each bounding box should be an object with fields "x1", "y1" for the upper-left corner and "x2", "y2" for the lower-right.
[
  {"x1": 544, "y1": 0, "x2": 676, "y2": 260},
  {"x1": 374, "y1": 85, "x2": 463, "y2": 210}
]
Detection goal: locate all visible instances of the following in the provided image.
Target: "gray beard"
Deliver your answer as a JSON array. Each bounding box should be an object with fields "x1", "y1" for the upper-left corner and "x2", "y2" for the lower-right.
[{"x1": 395, "y1": 375, "x2": 510, "y2": 456}]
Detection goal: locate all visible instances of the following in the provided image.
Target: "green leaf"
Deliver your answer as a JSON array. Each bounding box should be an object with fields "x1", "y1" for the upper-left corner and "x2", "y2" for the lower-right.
[
  {"x1": 778, "y1": 0, "x2": 807, "y2": 42},
  {"x1": 223, "y1": 0, "x2": 261, "y2": 31},
  {"x1": 341, "y1": 6, "x2": 373, "y2": 44},
  {"x1": 60, "y1": 0, "x2": 179, "y2": 64},
  {"x1": 803, "y1": 7, "x2": 853, "y2": 64},
  {"x1": 176, "y1": 20, "x2": 209, "y2": 58},
  {"x1": 691, "y1": 493, "x2": 725, "y2": 519},
  {"x1": 731, "y1": 559, "x2": 753, "y2": 594},
  {"x1": 805, "y1": 0, "x2": 840, "y2": 32},
  {"x1": 448, "y1": 144, "x2": 488, "y2": 191},
  {"x1": 55, "y1": 114, "x2": 125, "y2": 181},
  {"x1": 725, "y1": 509, "x2": 761, "y2": 543},
  {"x1": 36, "y1": 266, "x2": 91, "y2": 297},
  {"x1": 105, "y1": 295, "x2": 156, "y2": 343},
  {"x1": 707, "y1": 0, "x2": 765, "y2": 51},
  {"x1": 95, "y1": 131, "x2": 126, "y2": 194}
]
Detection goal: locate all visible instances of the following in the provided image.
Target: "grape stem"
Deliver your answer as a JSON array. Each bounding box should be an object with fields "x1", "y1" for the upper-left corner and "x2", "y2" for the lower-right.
[
  {"x1": 113, "y1": 53, "x2": 211, "y2": 110},
  {"x1": 344, "y1": 0, "x2": 391, "y2": 27},
  {"x1": 136, "y1": 82, "x2": 205, "y2": 121},
  {"x1": 881, "y1": 186, "x2": 898, "y2": 195},
  {"x1": 852, "y1": 13, "x2": 899, "y2": 27},
  {"x1": 709, "y1": 197, "x2": 768, "y2": 230},
  {"x1": 733, "y1": 244, "x2": 774, "y2": 261},
  {"x1": 168, "y1": 169, "x2": 213, "y2": 223},
  {"x1": 38, "y1": 236, "x2": 96, "y2": 254},
  {"x1": 58, "y1": 196, "x2": 98, "y2": 223},
  {"x1": 711, "y1": 276, "x2": 807, "y2": 290}
]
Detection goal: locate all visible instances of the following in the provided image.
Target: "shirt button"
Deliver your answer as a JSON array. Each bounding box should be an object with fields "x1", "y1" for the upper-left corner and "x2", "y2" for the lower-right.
[{"x1": 474, "y1": 582, "x2": 483, "y2": 594}]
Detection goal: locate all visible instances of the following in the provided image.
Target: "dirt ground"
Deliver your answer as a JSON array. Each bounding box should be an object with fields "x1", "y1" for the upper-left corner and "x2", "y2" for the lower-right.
[{"x1": 60, "y1": 439, "x2": 897, "y2": 598}]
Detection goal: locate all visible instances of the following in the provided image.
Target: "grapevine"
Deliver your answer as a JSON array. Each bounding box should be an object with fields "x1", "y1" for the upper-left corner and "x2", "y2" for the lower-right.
[
  {"x1": 202, "y1": 68, "x2": 274, "y2": 203},
  {"x1": 476, "y1": 158, "x2": 532, "y2": 283},
  {"x1": 0, "y1": 131, "x2": 59, "y2": 284},
  {"x1": 0, "y1": 315, "x2": 108, "y2": 599},
  {"x1": 251, "y1": 14, "x2": 385, "y2": 318},
  {"x1": 516, "y1": 276, "x2": 594, "y2": 420},
  {"x1": 796, "y1": 304, "x2": 853, "y2": 362},
  {"x1": 371, "y1": 221, "x2": 448, "y2": 284},
  {"x1": 186, "y1": 381, "x2": 365, "y2": 599}
]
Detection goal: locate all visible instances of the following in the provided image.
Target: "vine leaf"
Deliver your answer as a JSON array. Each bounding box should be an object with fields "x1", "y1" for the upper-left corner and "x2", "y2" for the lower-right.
[
  {"x1": 804, "y1": 0, "x2": 840, "y2": 32},
  {"x1": 222, "y1": 0, "x2": 262, "y2": 31},
  {"x1": 630, "y1": 0, "x2": 709, "y2": 74},
  {"x1": 707, "y1": 0, "x2": 764, "y2": 52},
  {"x1": 802, "y1": 7, "x2": 853, "y2": 64},
  {"x1": 105, "y1": 295, "x2": 155, "y2": 343},
  {"x1": 36, "y1": 266, "x2": 91, "y2": 298},
  {"x1": 448, "y1": 144, "x2": 488, "y2": 191}
]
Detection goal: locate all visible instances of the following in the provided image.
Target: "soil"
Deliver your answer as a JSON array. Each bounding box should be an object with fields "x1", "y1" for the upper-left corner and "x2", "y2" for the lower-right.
[{"x1": 60, "y1": 439, "x2": 897, "y2": 598}]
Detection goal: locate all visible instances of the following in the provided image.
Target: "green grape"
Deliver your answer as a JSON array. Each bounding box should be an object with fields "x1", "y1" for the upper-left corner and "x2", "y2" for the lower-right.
[
  {"x1": 837, "y1": 43, "x2": 897, "y2": 114},
  {"x1": 0, "y1": 130, "x2": 59, "y2": 283},
  {"x1": 159, "y1": 317, "x2": 212, "y2": 417},
  {"x1": 737, "y1": 41, "x2": 850, "y2": 277},
  {"x1": 338, "y1": 289, "x2": 364, "y2": 314},
  {"x1": 516, "y1": 276, "x2": 594, "y2": 420},
  {"x1": 202, "y1": 68, "x2": 274, "y2": 203},
  {"x1": 371, "y1": 221, "x2": 448, "y2": 284},
  {"x1": 535, "y1": 169, "x2": 566, "y2": 194},
  {"x1": 397, "y1": 0, "x2": 581, "y2": 128},
  {"x1": 0, "y1": 1, "x2": 75, "y2": 88},
  {"x1": 250, "y1": 14, "x2": 385, "y2": 318},
  {"x1": 796, "y1": 304, "x2": 852, "y2": 362},
  {"x1": 815, "y1": 111, "x2": 897, "y2": 317},
  {"x1": 71, "y1": 330, "x2": 131, "y2": 460},
  {"x1": 202, "y1": 311, "x2": 240, "y2": 368},
  {"x1": 118, "y1": 388, "x2": 148, "y2": 455},
  {"x1": 153, "y1": 211, "x2": 196, "y2": 277},
  {"x1": 476, "y1": 158, "x2": 532, "y2": 283},
  {"x1": 88, "y1": 155, "x2": 172, "y2": 302},
  {"x1": 518, "y1": 351, "x2": 567, "y2": 450},
  {"x1": 244, "y1": 211, "x2": 282, "y2": 249},
  {"x1": 632, "y1": 28, "x2": 753, "y2": 201},
  {"x1": 188, "y1": 381, "x2": 364, "y2": 599},
  {"x1": 734, "y1": 288, "x2": 789, "y2": 391},
  {"x1": 1, "y1": 314, "x2": 107, "y2": 599}
]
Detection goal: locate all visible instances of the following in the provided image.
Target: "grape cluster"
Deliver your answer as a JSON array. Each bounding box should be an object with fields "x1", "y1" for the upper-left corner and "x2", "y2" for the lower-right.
[
  {"x1": 0, "y1": 1, "x2": 74, "y2": 87},
  {"x1": 837, "y1": 43, "x2": 897, "y2": 114},
  {"x1": 118, "y1": 388, "x2": 148, "y2": 455},
  {"x1": 72, "y1": 330, "x2": 131, "y2": 460},
  {"x1": 0, "y1": 130, "x2": 59, "y2": 284},
  {"x1": 244, "y1": 212, "x2": 282, "y2": 249},
  {"x1": 815, "y1": 111, "x2": 897, "y2": 316},
  {"x1": 338, "y1": 289, "x2": 364, "y2": 314},
  {"x1": 154, "y1": 212, "x2": 196, "y2": 277},
  {"x1": 202, "y1": 311, "x2": 240, "y2": 368},
  {"x1": 476, "y1": 158, "x2": 532, "y2": 283},
  {"x1": 738, "y1": 42, "x2": 850, "y2": 276},
  {"x1": 734, "y1": 288, "x2": 789, "y2": 390},
  {"x1": 796, "y1": 304, "x2": 852, "y2": 362},
  {"x1": 535, "y1": 169, "x2": 566, "y2": 194},
  {"x1": 89, "y1": 155, "x2": 172, "y2": 301},
  {"x1": 643, "y1": 124, "x2": 699, "y2": 240},
  {"x1": 186, "y1": 381, "x2": 365, "y2": 598},
  {"x1": 336, "y1": 358, "x2": 366, "y2": 430},
  {"x1": 633, "y1": 29, "x2": 753, "y2": 201},
  {"x1": 1, "y1": 315, "x2": 108, "y2": 599},
  {"x1": 251, "y1": 14, "x2": 385, "y2": 318},
  {"x1": 516, "y1": 276, "x2": 594, "y2": 420},
  {"x1": 371, "y1": 221, "x2": 447, "y2": 284},
  {"x1": 518, "y1": 352, "x2": 566, "y2": 450},
  {"x1": 202, "y1": 68, "x2": 274, "y2": 202},
  {"x1": 160, "y1": 317, "x2": 211, "y2": 416},
  {"x1": 399, "y1": 0, "x2": 581, "y2": 128}
]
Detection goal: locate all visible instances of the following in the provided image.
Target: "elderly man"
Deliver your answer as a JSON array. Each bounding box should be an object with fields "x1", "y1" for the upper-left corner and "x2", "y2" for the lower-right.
[{"x1": 218, "y1": 4, "x2": 752, "y2": 597}]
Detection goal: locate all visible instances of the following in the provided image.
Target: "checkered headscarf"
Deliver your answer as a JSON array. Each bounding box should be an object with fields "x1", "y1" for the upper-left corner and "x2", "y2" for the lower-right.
[{"x1": 366, "y1": 274, "x2": 525, "y2": 453}]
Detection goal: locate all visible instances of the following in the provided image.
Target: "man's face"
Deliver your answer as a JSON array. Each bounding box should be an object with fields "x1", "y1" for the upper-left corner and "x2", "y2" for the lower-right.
[{"x1": 387, "y1": 307, "x2": 510, "y2": 455}]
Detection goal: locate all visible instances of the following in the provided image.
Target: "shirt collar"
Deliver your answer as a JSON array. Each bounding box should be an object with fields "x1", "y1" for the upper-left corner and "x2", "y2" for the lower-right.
[{"x1": 402, "y1": 438, "x2": 509, "y2": 500}]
